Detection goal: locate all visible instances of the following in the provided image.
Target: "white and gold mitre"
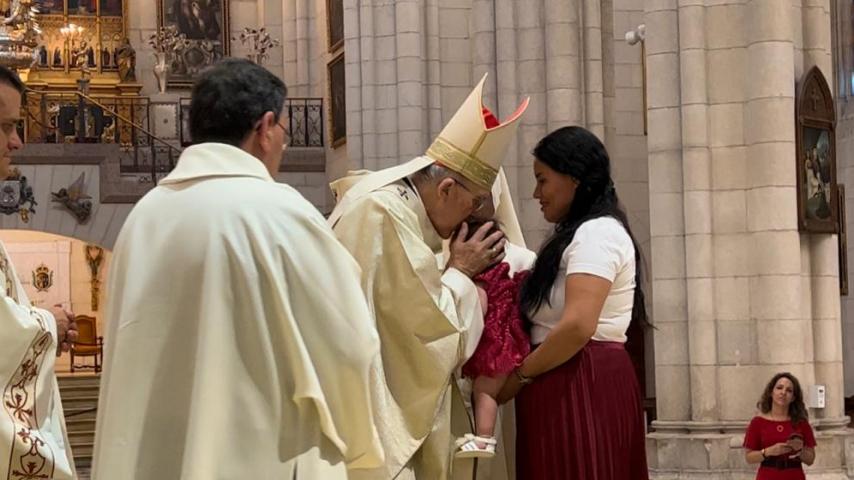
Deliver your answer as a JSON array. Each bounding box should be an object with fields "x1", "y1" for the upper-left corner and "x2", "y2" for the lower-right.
[
  {"x1": 328, "y1": 74, "x2": 529, "y2": 226},
  {"x1": 425, "y1": 74, "x2": 529, "y2": 191}
]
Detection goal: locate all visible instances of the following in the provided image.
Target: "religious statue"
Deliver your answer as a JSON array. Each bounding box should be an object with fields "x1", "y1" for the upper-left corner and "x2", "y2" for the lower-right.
[
  {"x1": 116, "y1": 37, "x2": 136, "y2": 82},
  {"x1": 52, "y1": 46, "x2": 62, "y2": 66},
  {"x1": 51, "y1": 172, "x2": 92, "y2": 223},
  {"x1": 37, "y1": 44, "x2": 46, "y2": 66},
  {"x1": 86, "y1": 45, "x2": 95, "y2": 67},
  {"x1": 73, "y1": 39, "x2": 91, "y2": 77},
  {"x1": 101, "y1": 46, "x2": 110, "y2": 68}
]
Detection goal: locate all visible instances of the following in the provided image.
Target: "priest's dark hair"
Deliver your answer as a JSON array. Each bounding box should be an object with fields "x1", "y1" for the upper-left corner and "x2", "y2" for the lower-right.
[
  {"x1": 519, "y1": 126, "x2": 649, "y2": 331},
  {"x1": 189, "y1": 58, "x2": 287, "y2": 147},
  {"x1": 0, "y1": 66, "x2": 24, "y2": 94}
]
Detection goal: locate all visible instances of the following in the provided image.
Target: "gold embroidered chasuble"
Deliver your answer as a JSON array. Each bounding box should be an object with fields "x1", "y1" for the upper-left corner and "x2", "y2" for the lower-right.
[
  {"x1": 331, "y1": 178, "x2": 483, "y2": 480},
  {"x1": 92, "y1": 143, "x2": 383, "y2": 480},
  {"x1": 0, "y1": 244, "x2": 76, "y2": 480}
]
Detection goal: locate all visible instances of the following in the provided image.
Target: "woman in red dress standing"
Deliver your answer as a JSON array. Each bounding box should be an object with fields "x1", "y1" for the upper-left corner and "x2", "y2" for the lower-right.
[{"x1": 744, "y1": 372, "x2": 816, "y2": 479}]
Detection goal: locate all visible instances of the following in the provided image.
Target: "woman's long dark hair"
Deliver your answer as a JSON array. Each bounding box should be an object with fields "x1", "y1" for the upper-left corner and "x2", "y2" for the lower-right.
[
  {"x1": 520, "y1": 126, "x2": 648, "y2": 331},
  {"x1": 757, "y1": 372, "x2": 809, "y2": 425}
]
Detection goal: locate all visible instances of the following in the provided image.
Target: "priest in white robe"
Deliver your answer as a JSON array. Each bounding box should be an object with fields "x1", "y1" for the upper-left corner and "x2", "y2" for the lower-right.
[
  {"x1": 0, "y1": 65, "x2": 78, "y2": 480},
  {"x1": 92, "y1": 59, "x2": 382, "y2": 480},
  {"x1": 329, "y1": 74, "x2": 529, "y2": 480}
]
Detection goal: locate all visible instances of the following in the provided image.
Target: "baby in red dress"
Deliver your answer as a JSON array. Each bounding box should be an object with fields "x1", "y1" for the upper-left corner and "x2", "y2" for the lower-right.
[{"x1": 455, "y1": 228, "x2": 535, "y2": 459}]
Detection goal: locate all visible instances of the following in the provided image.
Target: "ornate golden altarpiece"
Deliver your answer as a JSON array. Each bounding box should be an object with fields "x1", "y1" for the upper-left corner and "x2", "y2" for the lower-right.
[{"x1": 22, "y1": 0, "x2": 140, "y2": 96}]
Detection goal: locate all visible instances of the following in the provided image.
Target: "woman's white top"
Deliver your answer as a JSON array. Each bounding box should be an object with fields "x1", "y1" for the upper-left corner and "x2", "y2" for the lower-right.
[{"x1": 529, "y1": 216, "x2": 636, "y2": 344}]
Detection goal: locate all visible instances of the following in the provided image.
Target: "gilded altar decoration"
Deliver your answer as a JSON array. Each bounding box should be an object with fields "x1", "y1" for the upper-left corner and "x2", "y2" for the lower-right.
[
  {"x1": 31, "y1": 264, "x2": 53, "y2": 292},
  {"x1": 0, "y1": 0, "x2": 41, "y2": 70},
  {"x1": 234, "y1": 27, "x2": 279, "y2": 66},
  {"x1": 85, "y1": 244, "x2": 103, "y2": 311},
  {"x1": 0, "y1": 168, "x2": 37, "y2": 223},
  {"x1": 60, "y1": 23, "x2": 89, "y2": 78},
  {"x1": 51, "y1": 172, "x2": 92, "y2": 223},
  {"x1": 26, "y1": 0, "x2": 140, "y2": 97}
]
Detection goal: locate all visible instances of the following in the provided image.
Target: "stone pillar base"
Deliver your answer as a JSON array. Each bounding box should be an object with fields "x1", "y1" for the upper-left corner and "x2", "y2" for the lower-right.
[{"x1": 647, "y1": 425, "x2": 854, "y2": 479}]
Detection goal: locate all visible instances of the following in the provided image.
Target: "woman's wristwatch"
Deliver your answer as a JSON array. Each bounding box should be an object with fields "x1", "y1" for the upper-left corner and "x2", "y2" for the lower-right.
[{"x1": 514, "y1": 367, "x2": 534, "y2": 386}]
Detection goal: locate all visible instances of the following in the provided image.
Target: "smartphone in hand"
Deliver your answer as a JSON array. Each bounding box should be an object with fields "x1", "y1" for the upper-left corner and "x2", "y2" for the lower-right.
[{"x1": 786, "y1": 432, "x2": 804, "y2": 459}]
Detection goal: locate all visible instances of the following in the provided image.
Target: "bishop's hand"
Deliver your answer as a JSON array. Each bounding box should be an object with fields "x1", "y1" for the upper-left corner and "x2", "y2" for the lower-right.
[{"x1": 447, "y1": 221, "x2": 506, "y2": 278}]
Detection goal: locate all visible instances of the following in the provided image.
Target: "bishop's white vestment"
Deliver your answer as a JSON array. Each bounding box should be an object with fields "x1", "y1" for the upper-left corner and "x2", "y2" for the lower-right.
[{"x1": 330, "y1": 175, "x2": 483, "y2": 480}]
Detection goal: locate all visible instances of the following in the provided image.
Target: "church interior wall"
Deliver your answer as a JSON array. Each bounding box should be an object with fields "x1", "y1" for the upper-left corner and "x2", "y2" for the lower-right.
[
  {"x1": 0, "y1": 230, "x2": 112, "y2": 373},
  {"x1": 0, "y1": 163, "x2": 133, "y2": 249}
]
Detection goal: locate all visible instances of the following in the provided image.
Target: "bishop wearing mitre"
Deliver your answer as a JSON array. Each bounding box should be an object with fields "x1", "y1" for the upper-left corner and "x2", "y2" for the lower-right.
[{"x1": 329, "y1": 74, "x2": 529, "y2": 479}]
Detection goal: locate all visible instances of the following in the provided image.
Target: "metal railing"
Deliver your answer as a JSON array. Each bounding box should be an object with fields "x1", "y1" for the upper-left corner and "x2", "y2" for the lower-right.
[
  {"x1": 22, "y1": 91, "x2": 324, "y2": 183},
  {"x1": 23, "y1": 89, "x2": 180, "y2": 182},
  {"x1": 285, "y1": 98, "x2": 324, "y2": 148}
]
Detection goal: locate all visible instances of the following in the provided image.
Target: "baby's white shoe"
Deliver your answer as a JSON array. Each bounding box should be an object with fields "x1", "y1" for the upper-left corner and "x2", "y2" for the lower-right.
[{"x1": 454, "y1": 433, "x2": 497, "y2": 459}]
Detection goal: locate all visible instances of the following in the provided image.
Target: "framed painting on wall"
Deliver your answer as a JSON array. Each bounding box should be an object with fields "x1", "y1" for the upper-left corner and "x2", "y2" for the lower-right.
[
  {"x1": 157, "y1": 0, "x2": 230, "y2": 88},
  {"x1": 840, "y1": 184, "x2": 849, "y2": 295},
  {"x1": 796, "y1": 66, "x2": 838, "y2": 233},
  {"x1": 328, "y1": 52, "x2": 346, "y2": 148},
  {"x1": 326, "y1": 0, "x2": 344, "y2": 52}
]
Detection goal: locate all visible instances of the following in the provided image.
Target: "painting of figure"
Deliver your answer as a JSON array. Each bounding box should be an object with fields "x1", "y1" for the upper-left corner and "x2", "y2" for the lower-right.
[
  {"x1": 796, "y1": 66, "x2": 838, "y2": 233},
  {"x1": 40, "y1": 0, "x2": 65, "y2": 14},
  {"x1": 172, "y1": 0, "x2": 221, "y2": 40},
  {"x1": 802, "y1": 127, "x2": 833, "y2": 222},
  {"x1": 328, "y1": 53, "x2": 346, "y2": 147},
  {"x1": 68, "y1": 0, "x2": 97, "y2": 15},
  {"x1": 99, "y1": 0, "x2": 122, "y2": 16},
  {"x1": 158, "y1": 0, "x2": 228, "y2": 87}
]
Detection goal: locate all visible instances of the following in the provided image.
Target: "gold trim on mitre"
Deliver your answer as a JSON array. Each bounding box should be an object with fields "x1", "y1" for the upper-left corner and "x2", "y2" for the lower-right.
[{"x1": 426, "y1": 74, "x2": 530, "y2": 191}]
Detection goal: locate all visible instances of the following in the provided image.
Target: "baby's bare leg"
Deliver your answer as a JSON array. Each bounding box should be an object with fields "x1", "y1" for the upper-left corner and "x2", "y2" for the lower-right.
[{"x1": 473, "y1": 374, "x2": 509, "y2": 441}]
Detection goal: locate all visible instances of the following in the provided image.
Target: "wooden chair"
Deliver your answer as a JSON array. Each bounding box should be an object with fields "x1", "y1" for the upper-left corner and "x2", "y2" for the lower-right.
[{"x1": 70, "y1": 315, "x2": 103, "y2": 373}]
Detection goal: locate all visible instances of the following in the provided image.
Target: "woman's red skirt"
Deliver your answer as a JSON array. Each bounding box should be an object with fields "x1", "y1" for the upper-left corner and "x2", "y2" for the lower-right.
[{"x1": 515, "y1": 340, "x2": 649, "y2": 480}]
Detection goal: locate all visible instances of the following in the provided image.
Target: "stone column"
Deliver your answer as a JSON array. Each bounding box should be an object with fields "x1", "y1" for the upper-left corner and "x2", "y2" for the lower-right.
[
  {"x1": 645, "y1": 0, "x2": 690, "y2": 432},
  {"x1": 342, "y1": 0, "x2": 469, "y2": 171}
]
